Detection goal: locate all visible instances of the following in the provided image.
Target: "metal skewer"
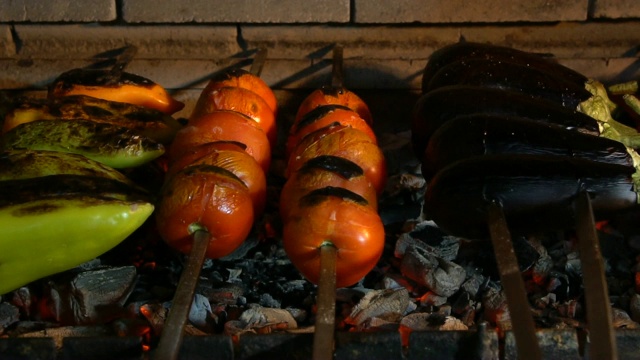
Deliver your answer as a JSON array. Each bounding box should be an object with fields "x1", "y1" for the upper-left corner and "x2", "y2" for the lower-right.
[
  {"x1": 487, "y1": 202, "x2": 542, "y2": 360},
  {"x1": 574, "y1": 191, "x2": 618, "y2": 359},
  {"x1": 251, "y1": 48, "x2": 268, "y2": 77},
  {"x1": 154, "y1": 230, "x2": 209, "y2": 360},
  {"x1": 99, "y1": 45, "x2": 138, "y2": 85},
  {"x1": 311, "y1": 44, "x2": 345, "y2": 360}
]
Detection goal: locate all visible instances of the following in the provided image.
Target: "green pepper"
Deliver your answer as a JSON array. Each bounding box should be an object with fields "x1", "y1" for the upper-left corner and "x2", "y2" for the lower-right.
[{"x1": 0, "y1": 196, "x2": 153, "y2": 295}]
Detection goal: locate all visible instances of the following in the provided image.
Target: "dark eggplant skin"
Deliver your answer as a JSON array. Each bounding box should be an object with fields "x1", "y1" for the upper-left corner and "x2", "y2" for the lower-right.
[
  {"x1": 411, "y1": 85, "x2": 601, "y2": 159},
  {"x1": 421, "y1": 42, "x2": 587, "y2": 92},
  {"x1": 422, "y1": 114, "x2": 632, "y2": 179},
  {"x1": 423, "y1": 58, "x2": 592, "y2": 110},
  {"x1": 423, "y1": 154, "x2": 638, "y2": 240}
]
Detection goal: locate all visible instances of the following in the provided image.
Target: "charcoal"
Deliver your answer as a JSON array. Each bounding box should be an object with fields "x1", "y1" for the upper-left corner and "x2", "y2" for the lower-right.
[
  {"x1": 9, "y1": 287, "x2": 32, "y2": 317},
  {"x1": 460, "y1": 272, "x2": 486, "y2": 299},
  {"x1": 238, "y1": 305, "x2": 297, "y2": 331},
  {"x1": 511, "y1": 236, "x2": 540, "y2": 272},
  {"x1": 0, "y1": 302, "x2": 20, "y2": 332},
  {"x1": 345, "y1": 288, "x2": 410, "y2": 327},
  {"x1": 45, "y1": 266, "x2": 137, "y2": 325},
  {"x1": 188, "y1": 294, "x2": 213, "y2": 329},
  {"x1": 400, "y1": 246, "x2": 466, "y2": 297},
  {"x1": 258, "y1": 293, "x2": 281, "y2": 308},
  {"x1": 612, "y1": 307, "x2": 639, "y2": 329},
  {"x1": 401, "y1": 312, "x2": 468, "y2": 332},
  {"x1": 203, "y1": 283, "x2": 245, "y2": 305},
  {"x1": 418, "y1": 291, "x2": 447, "y2": 307},
  {"x1": 394, "y1": 221, "x2": 460, "y2": 261},
  {"x1": 482, "y1": 288, "x2": 512, "y2": 332},
  {"x1": 630, "y1": 293, "x2": 640, "y2": 323},
  {"x1": 450, "y1": 291, "x2": 475, "y2": 317}
]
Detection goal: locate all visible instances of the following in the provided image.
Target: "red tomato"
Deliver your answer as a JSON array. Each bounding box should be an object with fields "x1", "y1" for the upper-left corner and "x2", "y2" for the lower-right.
[
  {"x1": 280, "y1": 155, "x2": 377, "y2": 220},
  {"x1": 155, "y1": 164, "x2": 254, "y2": 259},
  {"x1": 282, "y1": 190, "x2": 385, "y2": 288},
  {"x1": 169, "y1": 110, "x2": 272, "y2": 173},
  {"x1": 295, "y1": 86, "x2": 372, "y2": 125},
  {"x1": 286, "y1": 105, "x2": 377, "y2": 159},
  {"x1": 287, "y1": 125, "x2": 387, "y2": 194},
  {"x1": 190, "y1": 86, "x2": 277, "y2": 147},
  {"x1": 168, "y1": 141, "x2": 267, "y2": 217},
  {"x1": 199, "y1": 68, "x2": 278, "y2": 115}
]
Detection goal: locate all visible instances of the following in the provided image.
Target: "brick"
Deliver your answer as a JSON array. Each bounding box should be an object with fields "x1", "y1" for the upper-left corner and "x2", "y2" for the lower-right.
[
  {"x1": 240, "y1": 25, "x2": 461, "y2": 60},
  {"x1": 1, "y1": 25, "x2": 15, "y2": 57},
  {"x1": 122, "y1": 0, "x2": 349, "y2": 23},
  {"x1": 458, "y1": 22, "x2": 640, "y2": 59},
  {"x1": 591, "y1": 0, "x2": 640, "y2": 18},
  {"x1": 0, "y1": 0, "x2": 116, "y2": 22},
  {"x1": 354, "y1": 0, "x2": 587, "y2": 23},
  {"x1": 14, "y1": 25, "x2": 239, "y2": 60}
]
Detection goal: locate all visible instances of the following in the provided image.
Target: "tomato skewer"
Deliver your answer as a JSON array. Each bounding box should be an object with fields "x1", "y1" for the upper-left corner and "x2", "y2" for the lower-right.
[
  {"x1": 281, "y1": 45, "x2": 385, "y2": 360},
  {"x1": 154, "y1": 49, "x2": 272, "y2": 360}
]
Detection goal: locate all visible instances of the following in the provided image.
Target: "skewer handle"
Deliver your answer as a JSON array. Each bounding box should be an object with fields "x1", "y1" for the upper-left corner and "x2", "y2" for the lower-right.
[
  {"x1": 153, "y1": 230, "x2": 210, "y2": 360},
  {"x1": 575, "y1": 191, "x2": 618, "y2": 359},
  {"x1": 313, "y1": 244, "x2": 338, "y2": 360},
  {"x1": 487, "y1": 202, "x2": 542, "y2": 360}
]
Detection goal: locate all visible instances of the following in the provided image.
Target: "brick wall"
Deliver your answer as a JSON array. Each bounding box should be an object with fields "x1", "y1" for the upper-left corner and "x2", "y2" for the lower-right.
[{"x1": 1, "y1": 0, "x2": 640, "y2": 123}]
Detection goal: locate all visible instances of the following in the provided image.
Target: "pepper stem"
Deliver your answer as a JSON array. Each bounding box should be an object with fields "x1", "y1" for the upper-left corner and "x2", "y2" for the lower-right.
[
  {"x1": 609, "y1": 80, "x2": 639, "y2": 95},
  {"x1": 579, "y1": 81, "x2": 640, "y2": 149}
]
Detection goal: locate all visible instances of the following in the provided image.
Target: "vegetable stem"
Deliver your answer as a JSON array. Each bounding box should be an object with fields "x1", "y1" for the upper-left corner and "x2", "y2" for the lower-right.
[
  {"x1": 609, "y1": 80, "x2": 638, "y2": 95},
  {"x1": 579, "y1": 84, "x2": 640, "y2": 150}
]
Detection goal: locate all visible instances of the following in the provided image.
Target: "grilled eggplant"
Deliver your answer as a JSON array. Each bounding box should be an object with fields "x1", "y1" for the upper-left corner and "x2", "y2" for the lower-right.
[
  {"x1": 411, "y1": 85, "x2": 601, "y2": 159},
  {"x1": 421, "y1": 41, "x2": 587, "y2": 92},
  {"x1": 423, "y1": 154, "x2": 639, "y2": 240},
  {"x1": 422, "y1": 114, "x2": 635, "y2": 179},
  {"x1": 423, "y1": 57, "x2": 592, "y2": 109}
]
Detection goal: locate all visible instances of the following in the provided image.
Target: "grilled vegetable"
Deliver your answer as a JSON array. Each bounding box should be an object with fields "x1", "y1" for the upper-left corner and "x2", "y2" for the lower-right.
[
  {"x1": 422, "y1": 114, "x2": 636, "y2": 179},
  {"x1": 424, "y1": 57, "x2": 592, "y2": 110},
  {"x1": 49, "y1": 68, "x2": 184, "y2": 114},
  {"x1": 280, "y1": 155, "x2": 377, "y2": 220},
  {"x1": 411, "y1": 85, "x2": 640, "y2": 159},
  {"x1": 423, "y1": 154, "x2": 639, "y2": 240},
  {"x1": 169, "y1": 110, "x2": 271, "y2": 173},
  {"x1": 0, "y1": 149, "x2": 135, "y2": 186},
  {"x1": 421, "y1": 41, "x2": 587, "y2": 92},
  {"x1": 282, "y1": 187, "x2": 385, "y2": 288},
  {"x1": 3, "y1": 95, "x2": 182, "y2": 144},
  {"x1": 1, "y1": 119, "x2": 164, "y2": 168},
  {"x1": 295, "y1": 86, "x2": 373, "y2": 125},
  {"x1": 168, "y1": 141, "x2": 267, "y2": 217},
  {"x1": 190, "y1": 86, "x2": 277, "y2": 146},
  {"x1": 155, "y1": 164, "x2": 255, "y2": 259},
  {"x1": 286, "y1": 104, "x2": 377, "y2": 158},
  {"x1": 197, "y1": 68, "x2": 278, "y2": 115},
  {"x1": 286, "y1": 124, "x2": 387, "y2": 195},
  {"x1": 0, "y1": 174, "x2": 153, "y2": 295}
]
